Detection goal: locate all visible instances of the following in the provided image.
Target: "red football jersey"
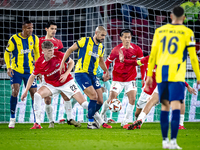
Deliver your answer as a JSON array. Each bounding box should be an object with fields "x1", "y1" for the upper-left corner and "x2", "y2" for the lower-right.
[
  {"x1": 105, "y1": 43, "x2": 145, "y2": 82},
  {"x1": 140, "y1": 56, "x2": 157, "y2": 95},
  {"x1": 39, "y1": 36, "x2": 64, "y2": 55},
  {"x1": 33, "y1": 51, "x2": 73, "y2": 87}
]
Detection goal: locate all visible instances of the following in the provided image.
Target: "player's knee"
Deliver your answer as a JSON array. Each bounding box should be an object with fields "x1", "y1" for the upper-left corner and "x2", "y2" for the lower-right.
[
  {"x1": 89, "y1": 92, "x2": 98, "y2": 100},
  {"x1": 12, "y1": 90, "x2": 19, "y2": 97},
  {"x1": 44, "y1": 96, "x2": 51, "y2": 105}
]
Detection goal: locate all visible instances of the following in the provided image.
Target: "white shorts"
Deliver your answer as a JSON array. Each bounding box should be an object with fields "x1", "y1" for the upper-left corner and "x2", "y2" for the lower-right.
[
  {"x1": 43, "y1": 79, "x2": 80, "y2": 99},
  {"x1": 153, "y1": 86, "x2": 158, "y2": 94},
  {"x1": 110, "y1": 80, "x2": 137, "y2": 95},
  {"x1": 136, "y1": 91, "x2": 151, "y2": 109}
]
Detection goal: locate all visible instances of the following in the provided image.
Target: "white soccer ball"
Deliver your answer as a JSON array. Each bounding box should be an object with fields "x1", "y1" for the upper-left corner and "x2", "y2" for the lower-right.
[{"x1": 109, "y1": 99, "x2": 122, "y2": 112}]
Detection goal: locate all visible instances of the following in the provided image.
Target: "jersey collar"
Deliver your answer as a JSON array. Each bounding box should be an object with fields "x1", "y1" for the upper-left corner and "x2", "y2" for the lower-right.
[{"x1": 91, "y1": 37, "x2": 99, "y2": 46}]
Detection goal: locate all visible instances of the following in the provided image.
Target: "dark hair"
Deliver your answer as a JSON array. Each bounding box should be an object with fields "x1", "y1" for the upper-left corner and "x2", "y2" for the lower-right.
[
  {"x1": 172, "y1": 6, "x2": 184, "y2": 17},
  {"x1": 42, "y1": 41, "x2": 54, "y2": 49},
  {"x1": 120, "y1": 29, "x2": 133, "y2": 37},
  {"x1": 45, "y1": 21, "x2": 57, "y2": 28},
  {"x1": 22, "y1": 20, "x2": 32, "y2": 25}
]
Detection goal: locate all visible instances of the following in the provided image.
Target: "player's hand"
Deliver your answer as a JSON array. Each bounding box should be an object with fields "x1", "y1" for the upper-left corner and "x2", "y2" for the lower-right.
[
  {"x1": 187, "y1": 85, "x2": 197, "y2": 95},
  {"x1": 103, "y1": 71, "x2": 110, "y2": 82},
  {"x1": 59, "y1": 62, "x2": 65, "y2": 74},
  {"x1": 7, "y1": 68, "x2": 14, "y2": 77},
  {"x1": 197, "y1": 80, "x2": 200, "y2": 91},
  {"x1": 37, "y1": 74, "x2": 42, "y2": 82},
  {"x1": 59, "y1": 73, "x2": 69, "y2": 83},
  {"x1": 119, "y1": 49, "x2": 124, "y2": 62},
  {"x1": 141, "y1": 80, "x2": 145, "y2": 87},
  {"x1": 144, "y1": 76, "x2": 153, "y2": 92},
  {"x1": 21, "y1": 91, "x2": 28, "y2": 101}
]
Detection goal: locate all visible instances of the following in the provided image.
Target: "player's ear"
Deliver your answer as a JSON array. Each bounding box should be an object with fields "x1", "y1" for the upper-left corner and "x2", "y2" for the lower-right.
[{"x1": 170, "y1": 13, "x2": 173, "y2": 20}]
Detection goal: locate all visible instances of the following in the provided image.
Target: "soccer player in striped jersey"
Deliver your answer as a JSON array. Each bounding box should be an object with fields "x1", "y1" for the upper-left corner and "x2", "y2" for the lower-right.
[
  {"x1": 39, "y1": 21, "x2": 80, "y2": 128},
  {"x1": 4, "y1": 20, "x2": 40, "y2": 128},
  {"x1": 59, "y1": 26, "x2": 111, "y2": 129},
  {"x1": 123, "y1": 56, "x2": 196, "y2": 130},
  {"x1": 146, "y1": 6, "x2": 200, "y2": 149}
]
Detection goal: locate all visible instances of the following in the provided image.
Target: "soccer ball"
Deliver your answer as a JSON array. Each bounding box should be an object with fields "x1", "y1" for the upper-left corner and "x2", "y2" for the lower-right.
[{"x1": 109, "y1": 99, "x2": 122, "y2": 112}]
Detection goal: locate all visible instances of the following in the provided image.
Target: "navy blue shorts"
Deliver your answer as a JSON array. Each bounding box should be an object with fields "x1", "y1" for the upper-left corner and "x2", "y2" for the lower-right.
[
  {"x1": 75, "y1": 73, "x2": 101, "y2": 91},
  {"x1": 10, "y1": 70, "x2": 37, "y2": 88},
  {"x1": 157, "y1": 82, "x2": 185, "y2": 103}
]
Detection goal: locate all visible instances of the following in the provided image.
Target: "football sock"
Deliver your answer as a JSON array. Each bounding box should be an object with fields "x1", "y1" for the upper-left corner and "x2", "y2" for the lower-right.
[
  {"x1": 94, "y1": 112, "x2": 103, "y2": 125},
  {"x1": 64, "y1": 101, "x2": 72, "y2": 120},
  {"x1": 100, "y1": 100, "x2": 109, "y2": 116},
  {"x1": 81, "y1": 101, "x2": 89, "y2": 110},
  {"x1": 171, "y1": 109, "x2": 180, "y2": 139},
  {"x1": 103, "y1": 93, "x2": 110, "y2": 119},
  {"x1": 95, "y1": 103, "x2": 102, "y2": 112},
  {"x1": 160, "y1": 111, "x2": 169, "y2": 140},
  {"x1": 10, "y1": 96, "x2": 17, "y2": 118},
  {"x1": 45, "y1": 104, "x2": 53, "y2": 122},
  {"x1": 180, "y1": 114, "x2": 184, "y2": 126},
  {"x1": 124, "y1": 103, "x2": 134, "y2": 120},
  {"x1": 34, "y1": 93, "x2": 42, "y2": 125},
  {"x1": 32, "y1": 100, "x2": 36, "y2": 122},
  {"x1": 88, "y1": 100, "x2": 97, "y2": 122},
  {"x1": 137, "y1": 112, "x2": 147, "y2": 123}
]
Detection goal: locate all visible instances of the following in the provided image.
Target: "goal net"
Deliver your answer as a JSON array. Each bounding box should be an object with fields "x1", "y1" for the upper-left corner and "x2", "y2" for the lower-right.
[{"x1": 0, "y1": 0, "x2": 200, "y2": 123}]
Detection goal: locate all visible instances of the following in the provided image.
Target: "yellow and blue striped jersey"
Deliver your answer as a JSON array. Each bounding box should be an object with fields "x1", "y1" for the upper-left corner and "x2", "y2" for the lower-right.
[
  {"x1": 147, "y1": 24, "x2": 200, "y2": 83},
  {"x1": 75, "y1": 37, "x2": 105, "y2": 75},
  {"x1": 4, "y1": 33, "x2": 39, "y2": 74}
]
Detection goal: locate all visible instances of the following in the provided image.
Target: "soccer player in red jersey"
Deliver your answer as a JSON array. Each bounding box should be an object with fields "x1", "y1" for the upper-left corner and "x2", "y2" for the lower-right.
[
  {"x1": 100, "y1": 29, "x2": 146, "y2": 127},
  {"x1": 21, "y1": 41, "x2": 111, "y2": 129},
  {"x1": 39, "y1": 21, "x2": 79, "y2": 128}
]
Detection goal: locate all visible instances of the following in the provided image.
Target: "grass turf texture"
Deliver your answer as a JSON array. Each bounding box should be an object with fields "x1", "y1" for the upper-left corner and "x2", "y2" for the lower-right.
[{"x1": 0, "y1": 122, "x2": 200, "y2": 150}]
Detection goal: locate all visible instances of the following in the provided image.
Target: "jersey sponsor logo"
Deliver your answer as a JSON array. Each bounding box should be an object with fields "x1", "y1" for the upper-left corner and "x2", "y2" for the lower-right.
[
  {"x1": 21, "y1": 49, "x2": 31, "y2": 54},
  {"x1": 45, "y1": 68, "x2": 49, "y2": 72},
  {"x1": 88, "y1": 51, "x2": 99, "y2": 58},
  {"x1": 85, "y1": 82, "x2": 89, "y2": 84},
  {"x1": 54, "y1": 46, "x2": 58, "y2": 49},
  {"x1": 47, "y1": 68, "x2": 60, "y2": 77}
]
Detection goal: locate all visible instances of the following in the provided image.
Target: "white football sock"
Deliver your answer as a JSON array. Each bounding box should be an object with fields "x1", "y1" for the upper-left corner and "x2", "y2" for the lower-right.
[
  {"x1": 138, "y1": 112, "x2": 147, "y2": 123},
  {"x1": 64, "y1": 101, "x2": 72, "y2": 121},
  {"x1": 94, "y1": 112, "x2": 104, "y2": 125},
  {"x1": 180, "y1": 114, "x2": 184, "y2": 126},
  {"x1": 81, "y1": 101, "x2": 89, "y2": 110},
  {"x1": 100, "y1": 100, "x2": 109, "y2": 116},
  {"x1": 124, "y1": 103, "x2": 134, "y2": 120},
  {"x1": 34, "y1": 93, "x2": 42, "y2": 125},
  {"x1": 45, "y1": 104, "x2": 53, "y2": 122}
]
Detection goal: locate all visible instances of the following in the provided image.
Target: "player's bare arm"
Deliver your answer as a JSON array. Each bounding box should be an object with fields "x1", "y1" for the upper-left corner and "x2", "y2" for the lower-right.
[
  {"x1": 99, "y1": 57, "x2": 109, "y2": 81},
  {"x1": 60, "y1": 42, "x2": 78, "y2": 74},
  {"x1": 60, "y1": 58, "x2": 74, "y2": 83},
  {"x1": 21, "y1": 74, "x2": 36, "y2": 101}
]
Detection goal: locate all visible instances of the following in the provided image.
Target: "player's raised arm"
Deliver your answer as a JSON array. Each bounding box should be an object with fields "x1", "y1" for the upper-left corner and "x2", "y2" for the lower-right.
[
  {"x1": 60, "y1": 42, "x2": 78, "y2": 74},
  {"x1": 21, "y1": 74, "x2": 36, "y2": 101},
  {"x1": 60, "y1": 58, "x2": 75, "y2": 83},
  {"x1": 99, "y1": 57, "x2": 109, "y2": 81}
]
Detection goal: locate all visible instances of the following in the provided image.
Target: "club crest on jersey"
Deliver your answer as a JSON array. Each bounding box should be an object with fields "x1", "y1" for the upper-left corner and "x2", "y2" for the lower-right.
[
  {"x1": 54, "y1": 46, "x2": 58, "y2": 49},
  {"x1": 56, "y1": 64, "x2": 59, "y2": 67},
  {"x1": 131, "y1": 55, "x2": 136, "y2": 58},
  {"x1": 113, "y1": 87, "x2": 117, "y2": 90},
  {"x1": 30, "y1": 42, "x2": 33, "y2": 45}
]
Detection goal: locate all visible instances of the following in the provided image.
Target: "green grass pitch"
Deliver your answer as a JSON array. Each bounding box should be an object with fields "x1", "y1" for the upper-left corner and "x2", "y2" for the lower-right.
[{"x1": 0, "y1": 122, "x2": 200, "y2": 150}]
